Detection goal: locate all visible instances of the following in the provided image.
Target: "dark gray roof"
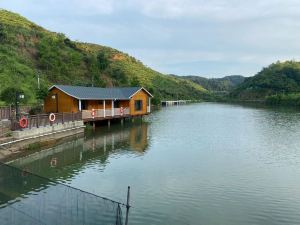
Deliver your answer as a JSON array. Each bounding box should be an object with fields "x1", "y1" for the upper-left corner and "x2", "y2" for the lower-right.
[{"x1": 50, "y1": 85, "x2": 152, "y2": 100}]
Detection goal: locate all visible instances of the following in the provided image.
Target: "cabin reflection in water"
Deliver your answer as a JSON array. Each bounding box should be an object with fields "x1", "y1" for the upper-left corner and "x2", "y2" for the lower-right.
[{"x1": 10, "y1": 123, "x2": 149, "y2": 180}]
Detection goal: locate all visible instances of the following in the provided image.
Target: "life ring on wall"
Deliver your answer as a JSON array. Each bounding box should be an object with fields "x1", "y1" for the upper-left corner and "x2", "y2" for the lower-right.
[
  {"x1": 50, "y1": 158, "x2": 57, "y2": 168},
  {"x1": 19, "y1": 116, "x2": 28, "y2": 128},
  {"x1": 91, "y1": 109, "x2": 96, "y2": 118},
  {"x1": 120, "y1": 107, "x2": 124, "y2": 115},
  {"x1": 49, "y1": 113, "x2": 56, "y2": 122}
]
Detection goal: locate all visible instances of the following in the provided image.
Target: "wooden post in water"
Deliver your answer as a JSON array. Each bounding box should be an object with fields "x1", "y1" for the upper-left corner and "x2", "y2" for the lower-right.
[{"x1": 125, "y1": 186, "x2": 131, "y2": 225}]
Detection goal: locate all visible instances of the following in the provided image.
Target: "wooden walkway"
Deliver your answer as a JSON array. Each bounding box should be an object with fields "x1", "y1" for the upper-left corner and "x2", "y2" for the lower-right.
[{"x1": 161, "y1": 100, "x2": 191, "y2": 106}]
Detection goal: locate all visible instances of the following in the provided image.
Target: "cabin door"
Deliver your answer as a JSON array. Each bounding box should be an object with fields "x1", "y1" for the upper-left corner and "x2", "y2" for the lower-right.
[{"x1": 81, "y1": 100, "x2": 87, "y2": 110}]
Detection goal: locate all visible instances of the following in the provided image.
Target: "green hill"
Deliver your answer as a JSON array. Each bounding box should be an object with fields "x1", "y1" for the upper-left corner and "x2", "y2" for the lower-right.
[
  {"x1": 176, "y1": 75, "x2": 245, "y2": 93},
  {"x1": 231, "y1": 61, "x2": 300, "y2": 102},
  {"x1": 0, "y1": 9, "x2": 209, "y2": 105}
]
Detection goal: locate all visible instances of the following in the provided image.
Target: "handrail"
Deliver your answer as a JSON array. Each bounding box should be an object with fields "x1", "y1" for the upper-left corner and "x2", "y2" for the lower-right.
[
  {"x1": 82, "y1": 108, "x2": 130, "y2": 120},
  {"x1": 11, "y1": 112, "x2": 82, "y2": 131}
]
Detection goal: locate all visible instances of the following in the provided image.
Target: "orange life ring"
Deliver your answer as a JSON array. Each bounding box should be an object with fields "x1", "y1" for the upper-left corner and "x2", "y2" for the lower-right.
[
  {"x1": 120, "y1": 107, "x2": 124, "y2": 115},
  {"x1": 19, "y1": 117, "x2": 28, "y2": 128},
  {"x1": 91, "y1": 109, "x2": 96, "y2": 118},
  {"x1": 49, "y1": 113, "x2": 56, "y2": 122},
  {"x1": 50, "y1": 158, "x2": 57, "y2": 167}
]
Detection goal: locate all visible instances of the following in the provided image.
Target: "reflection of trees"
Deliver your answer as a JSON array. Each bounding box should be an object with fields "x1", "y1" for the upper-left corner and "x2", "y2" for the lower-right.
[
  {"x1": 0, "y1": 163, "x2": 123, "y2": 225},
  {"x1": 10, "y1": 123, "x2": 149, "y2": 182},
  {"x1": 0, "y1": 162, "x2": 54, "y2": 206}
]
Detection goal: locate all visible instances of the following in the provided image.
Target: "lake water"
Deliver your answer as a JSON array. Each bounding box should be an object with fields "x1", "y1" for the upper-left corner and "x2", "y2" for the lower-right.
[{"x1": 7, "y1": 103, "x2": 300, "y2": 225}]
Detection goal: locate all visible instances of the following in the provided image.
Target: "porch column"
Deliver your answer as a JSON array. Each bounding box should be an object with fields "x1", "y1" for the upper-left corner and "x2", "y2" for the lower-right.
[
  {"x1": 103, "y1": 100, "x2": 106, "y2": 117},
  {"x1": 78, "y1": 99, "x2": 82, "y2": 111},
  {"x1": 112, "y1": 100, "x2": 114, "y2": 117}
]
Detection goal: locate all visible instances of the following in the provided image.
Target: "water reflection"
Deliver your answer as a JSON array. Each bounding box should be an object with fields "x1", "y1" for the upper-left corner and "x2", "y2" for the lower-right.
[
  {"x1": 0, "y1": 163, "x2": 123, "y2": 225},
  {"x1": 4, "y1": 103, "x2": 300, "y2": 225},
  {"x1": 10, "y1": 122, "x2": 149, "y2": 184},
  {"x1": 0, "y1": 123, "x2": 149, "y2": 225}
]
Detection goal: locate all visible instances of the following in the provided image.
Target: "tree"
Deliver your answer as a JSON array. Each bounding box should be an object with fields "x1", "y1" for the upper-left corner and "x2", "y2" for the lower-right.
[
  {"x1": 64, "y1": 38, "x2": 77, "y2": 49},
  {"x1": 0, "y1": 24, "x2": 7, "y2": 43},
  {"x1": 0, "y1": 87, "x2": 26, "y2": 105},
  {"x1": 97, "y1": 51, "x2": 110, "y2": 71},
  {"x1": 108, "y1": 66, "x2": 128, "y2": 85},
  {"x1": 131, "y1": 76, "x2": 140, "y2": 86},
  {"x1": 36, "y1": 86, "x2": 48, "y2": 101}
]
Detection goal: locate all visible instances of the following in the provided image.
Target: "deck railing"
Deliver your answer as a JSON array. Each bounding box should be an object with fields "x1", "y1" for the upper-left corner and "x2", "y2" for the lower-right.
[
  {"x1": 82, "y1": 108, "x2": 130, "y2": 120},
  {"x1": 0, "y1": 107, "x2": 11, "y2": 120},
  {"x1": 10, "y1": 108, "x2": 132, "y2": 130},
  {"x1": 0, "y1": 106, "x2": 33, "y2": 120},
  {"x1": 11, "y1": 112, "x2": 82, "y2": 131}
]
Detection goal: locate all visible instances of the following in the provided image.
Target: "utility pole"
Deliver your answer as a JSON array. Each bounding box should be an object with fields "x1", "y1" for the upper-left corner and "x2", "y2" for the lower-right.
[{"x1": 15, "y1": 91, "x2": 19, "y2": 120}]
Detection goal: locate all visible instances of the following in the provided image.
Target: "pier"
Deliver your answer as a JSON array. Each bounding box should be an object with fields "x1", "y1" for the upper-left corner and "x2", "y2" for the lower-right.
[{"x1": 161, "y1": 100, "x2": 191, "y2": 106}]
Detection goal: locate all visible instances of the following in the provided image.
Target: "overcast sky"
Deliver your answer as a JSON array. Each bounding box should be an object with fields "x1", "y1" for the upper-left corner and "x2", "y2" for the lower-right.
[{"x1": 1, "y1": 0, "x2": 300, "y2": 77}]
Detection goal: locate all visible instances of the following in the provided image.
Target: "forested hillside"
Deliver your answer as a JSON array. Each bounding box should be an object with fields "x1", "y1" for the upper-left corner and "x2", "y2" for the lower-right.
[
  {"x1": 0, "y1": 9, "x2": 209, "y2": 105},
  {"x1": 177, "y1": 75, "x2": 245, "y2": 92},
  {"x1": 231, "y1": 61, "x2": 300, "y2": 104}
]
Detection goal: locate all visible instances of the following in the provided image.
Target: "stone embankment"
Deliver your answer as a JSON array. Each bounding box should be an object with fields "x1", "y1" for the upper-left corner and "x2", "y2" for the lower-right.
[{"x1": 0, "y1": 120, "x2": 85, "y2": 161}]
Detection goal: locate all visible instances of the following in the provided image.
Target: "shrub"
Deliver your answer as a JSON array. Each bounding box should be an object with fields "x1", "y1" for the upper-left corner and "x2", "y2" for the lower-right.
[{"x1": 29, "y1": 105, "x2": 43, "y2": 115}]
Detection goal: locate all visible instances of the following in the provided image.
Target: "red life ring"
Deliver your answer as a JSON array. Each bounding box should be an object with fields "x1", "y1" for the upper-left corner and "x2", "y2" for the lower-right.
[
  {"x1": 19, "y1": 117, "x2": 28, "y2": 128},
  {"x1": 49, "y1": 113, "x2": 56, "y2": 122},
  {"x1": 120, "y1": 107, "x2": 124, "y2": 115},
  {"x1": 91, "y1": 109, "x2": 96, "y2": 118}
]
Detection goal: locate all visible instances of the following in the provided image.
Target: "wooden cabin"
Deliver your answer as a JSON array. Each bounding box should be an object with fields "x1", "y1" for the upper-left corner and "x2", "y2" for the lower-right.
[{"x1": 44, "y1": 85, "x2": 153, "y2": 121}]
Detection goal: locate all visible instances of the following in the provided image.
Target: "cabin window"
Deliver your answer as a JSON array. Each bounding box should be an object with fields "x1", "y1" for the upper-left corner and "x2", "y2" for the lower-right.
[{"x1": 134, "y1": 100, "x2": 143, "y2": 111}]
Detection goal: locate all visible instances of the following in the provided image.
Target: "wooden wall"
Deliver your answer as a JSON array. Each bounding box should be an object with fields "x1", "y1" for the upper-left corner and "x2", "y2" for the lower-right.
[
  {"x1": 129, "y1": 89, "x2": 149, "y2": 116},
  {"x1": 44, "y1": 88, "x2": 79, "y2": 113},
  {"x1": 83, "y1": 100, "x2": 129, "y2": 110},
  {"x1": 84, "y1": 100, "x2": 104, "y2": 110}
]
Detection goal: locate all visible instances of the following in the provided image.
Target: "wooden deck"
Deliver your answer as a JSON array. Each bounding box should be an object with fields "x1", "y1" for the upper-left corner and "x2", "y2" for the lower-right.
[{"x1": 82, "y1": 108, "x2": 148, "y2": 122}]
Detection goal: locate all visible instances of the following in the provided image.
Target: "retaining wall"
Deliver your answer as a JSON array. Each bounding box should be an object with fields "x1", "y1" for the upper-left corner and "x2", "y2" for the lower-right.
[{"x1": 12, "y1": 121, "x2": 84, "y2": 139}]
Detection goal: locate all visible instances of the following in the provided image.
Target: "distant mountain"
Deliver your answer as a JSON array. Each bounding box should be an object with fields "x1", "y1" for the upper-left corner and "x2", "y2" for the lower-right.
[
  {"x1": 231, "y1": 61, "x2": 300, "y2": 101},
  {"x1": 0, "y1": 9, "x2": 209, "y2": 105},
  {"x1": 173, "y1": 75, "x2": 245, "y2": 93}
]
